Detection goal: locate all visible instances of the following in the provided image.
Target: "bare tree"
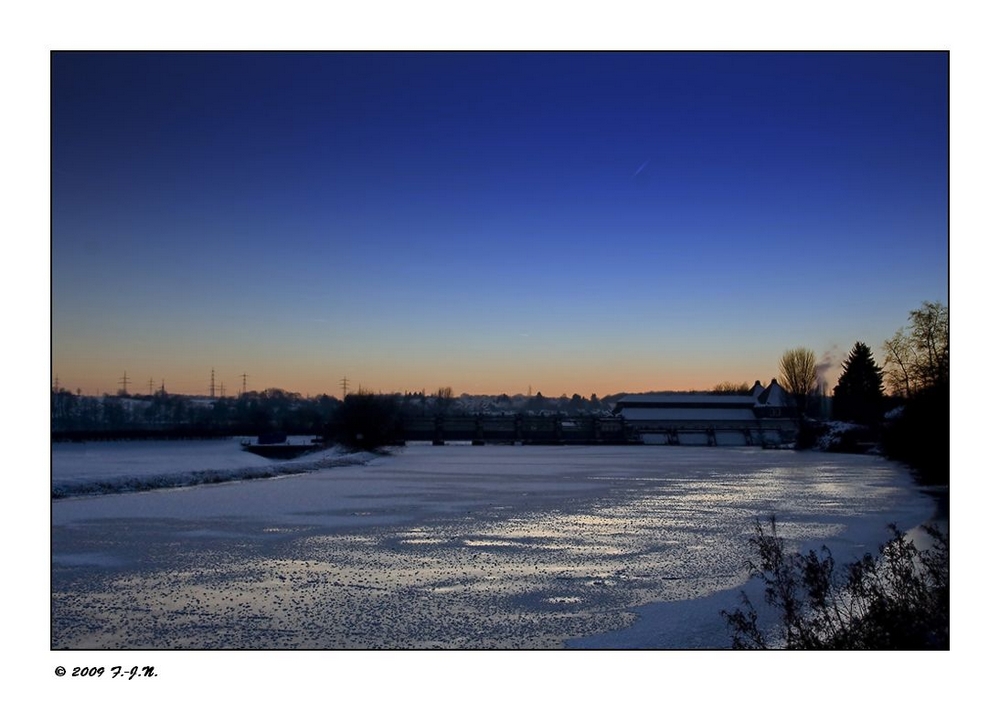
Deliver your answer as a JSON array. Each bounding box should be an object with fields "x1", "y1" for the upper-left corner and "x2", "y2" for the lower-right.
[
  {"x1": 883, "y1": 328, "x2": 916, "y2": 397},
  {"x1": 780, "y1": 347, "x2": 817, "y2": 412},
  {"x1": 435, "y1": 386, "x2": 454, "y2": 413},
  {"x1": 909, "y1": 301, "x2": 949, "y2": 390},
  {"x1": 882, "y1": 301, "x2": 949, "y2": 397},
  {"x1": 712, "y1": 381, "x2": 751, "y2": 394}
]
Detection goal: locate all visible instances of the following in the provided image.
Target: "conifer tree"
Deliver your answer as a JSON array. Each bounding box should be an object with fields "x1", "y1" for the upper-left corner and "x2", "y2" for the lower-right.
[{"x1": 832, "y1": 342, "x2": 885, "y2": 425}]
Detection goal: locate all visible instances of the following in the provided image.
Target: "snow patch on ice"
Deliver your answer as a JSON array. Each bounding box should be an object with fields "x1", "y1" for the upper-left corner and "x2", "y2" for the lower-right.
[{"x1": 52, "y1": 448, "x2": 378, "y2": 499}]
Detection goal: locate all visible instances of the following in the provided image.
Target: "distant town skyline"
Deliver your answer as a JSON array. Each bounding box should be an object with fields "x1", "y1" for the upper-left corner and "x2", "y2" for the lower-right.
[
  {"x1": 52, "y1": 51, "x2": 948, "y2": 399},
  {"x1": 50, "y1": 363, "x2": 839, "y2": 400}
]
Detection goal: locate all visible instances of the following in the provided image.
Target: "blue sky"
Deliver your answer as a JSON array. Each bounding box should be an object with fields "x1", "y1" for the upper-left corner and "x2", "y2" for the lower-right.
[{"x1": 51, "y1": 51, "x2": 948, "y2": 397}]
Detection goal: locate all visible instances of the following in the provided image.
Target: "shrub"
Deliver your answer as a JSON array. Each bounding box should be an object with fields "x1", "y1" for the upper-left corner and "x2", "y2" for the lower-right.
[
  {"x1": 881, "y1": 381, "x2": 949, "y2": 485},
  {"x1": 722, "y1": 516, "x2": 948, "y2": 649},
  {"x1": 331, "y1": 392, "x2": 404, "y2": 452}
]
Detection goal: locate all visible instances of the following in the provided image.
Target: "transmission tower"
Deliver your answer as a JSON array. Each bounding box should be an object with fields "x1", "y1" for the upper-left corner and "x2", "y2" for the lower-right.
[
  {"x1": 210, "y1": 368, "x2": 216, "y2": 399},
  {"x1": 241, "y1": 373, "x2": 249, "y2": 397},
  {"x1": 340, "y1": 376, "x2": 350, "y2": 399},
  {"x1": 119, "y1": 371, "x2": 130, "y2": 396}
]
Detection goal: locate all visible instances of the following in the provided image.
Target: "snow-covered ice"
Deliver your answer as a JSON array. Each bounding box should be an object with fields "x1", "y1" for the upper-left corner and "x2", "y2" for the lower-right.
[
  {"x1": 51, "y1": 437, "x2": 371, "y2": 497},
  {"x1": 51, "y1": 441, "x2": 939, "y2": 650}
]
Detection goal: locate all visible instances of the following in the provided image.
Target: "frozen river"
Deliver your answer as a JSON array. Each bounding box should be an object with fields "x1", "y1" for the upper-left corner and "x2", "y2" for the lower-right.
[{"x1": 51, "y1": 441, "x2": 939, "y2": 649}]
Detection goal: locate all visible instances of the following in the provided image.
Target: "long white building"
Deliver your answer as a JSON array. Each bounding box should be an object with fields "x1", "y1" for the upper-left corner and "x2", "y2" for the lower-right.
[{"x1": 613, "y1": 379, "x2": 798, "y2": 446}]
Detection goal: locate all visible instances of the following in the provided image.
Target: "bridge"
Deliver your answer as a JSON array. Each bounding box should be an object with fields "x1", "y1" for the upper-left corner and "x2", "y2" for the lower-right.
[
  {"x1": 400, "y1": 415, "x2": 629, "y2": 445},
  {"x1": 399, "y1": 414, "x2": 798, "y2": 447}
]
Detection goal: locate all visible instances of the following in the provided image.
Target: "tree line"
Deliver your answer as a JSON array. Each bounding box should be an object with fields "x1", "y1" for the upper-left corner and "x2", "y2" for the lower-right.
[
  {"x1": 50, "y1": 385, "x2": 617, "y2": 441},
  {"x1": 776, "y1": 301, "x2": 948, "y2": 484},
  {"x1": 50, "y1": 388, "x2": 342, "y2": 437}
]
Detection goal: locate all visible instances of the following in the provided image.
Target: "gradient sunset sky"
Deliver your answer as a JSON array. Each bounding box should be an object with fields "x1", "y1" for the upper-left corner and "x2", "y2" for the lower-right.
[{"x1": 51, "y1": 51, "x2": 948, "y2": 398}]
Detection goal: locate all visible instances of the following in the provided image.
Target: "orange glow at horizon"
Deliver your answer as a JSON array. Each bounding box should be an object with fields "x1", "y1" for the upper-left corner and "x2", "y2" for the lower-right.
[{"x1": 50, "y1": 359, "x2": 785, "y2": 399}]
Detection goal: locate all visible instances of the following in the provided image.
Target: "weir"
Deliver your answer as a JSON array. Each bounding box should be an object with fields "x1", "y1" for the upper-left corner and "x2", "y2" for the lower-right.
[
  {"x1": 401, "y1": 415, "x2": 628, "y2": 445},
  {"x1": 400, "y1": 414, "x2": 796, "y2": 446}
]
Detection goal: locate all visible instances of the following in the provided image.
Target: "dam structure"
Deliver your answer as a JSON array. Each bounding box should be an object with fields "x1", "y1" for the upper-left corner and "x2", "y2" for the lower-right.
[
  {"x1": 612, "y1": 379, "x2": 799, "y2": 446},
  {"x1": 401, "y1": 380, "x2": 799, "y2": 447}
]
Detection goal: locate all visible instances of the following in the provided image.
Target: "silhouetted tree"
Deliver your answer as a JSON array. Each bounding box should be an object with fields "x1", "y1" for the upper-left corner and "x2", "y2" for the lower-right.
[
  {"x1": 434, "y1": 386, "x2": 454, "y2": 414},
  {"x1": 881, "y1": 302, "x2": 949, "y2": 484},
  {"x1": 909, "y1": 301, "x2": 949, "y2": 390},
  {"x1": 335, "y1": 391, "x2": 403, "y2": 451},
  {"x1": 832, "y1": 342, "x2": 884, "y2": 425},
  {"x1": 712, "y1": 381, "x2": 751, "y2": 395},
  {"x1": 780, "y1": 348, "x2": 817, "y2": 414},
  {"x1": 883, "y1": 329, "x2": 916, "y2": 398},
  {"x1": 882, "y1": 301, "x2": 948, "y2": 397},
  {"x1": 101, "y1": 396, "x2": 130, "y2": 429},
  {"x1": 882, "y1": 380, "x2": 949, "y2": 485},
  {"x1": 51, "y1": 389, "x2": 78, "y2": 430},
  {"x1": 526, "y1": 391, "x2": 549, "y2": 414}
]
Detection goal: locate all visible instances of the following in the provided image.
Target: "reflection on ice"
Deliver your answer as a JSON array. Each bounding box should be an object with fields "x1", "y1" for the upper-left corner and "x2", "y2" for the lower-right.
[{"x1": 52, "y1": 445, "x2": 937, "y2": 649}]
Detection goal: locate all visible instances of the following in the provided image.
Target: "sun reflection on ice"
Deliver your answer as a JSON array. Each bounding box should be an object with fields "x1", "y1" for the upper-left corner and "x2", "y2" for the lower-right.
[{"x1": 52, "y1": 446, "x2": 935, "y2": 649}]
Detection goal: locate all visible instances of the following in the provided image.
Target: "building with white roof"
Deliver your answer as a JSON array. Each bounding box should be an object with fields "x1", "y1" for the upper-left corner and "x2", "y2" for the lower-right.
[{"x1": 613, "y1": 379, "x2": 798, "y2": 446}]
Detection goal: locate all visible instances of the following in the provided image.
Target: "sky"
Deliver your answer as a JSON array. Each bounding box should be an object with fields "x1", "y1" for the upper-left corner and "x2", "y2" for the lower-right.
[{"x1": 51, "y1": 51, "x2": 948, "y2": 398}]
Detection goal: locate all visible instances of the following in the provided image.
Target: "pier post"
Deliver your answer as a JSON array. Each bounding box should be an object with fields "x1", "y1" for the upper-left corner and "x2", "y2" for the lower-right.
[{"x1": 473, "y1": 415, "x2": 485, "y2": 446}]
